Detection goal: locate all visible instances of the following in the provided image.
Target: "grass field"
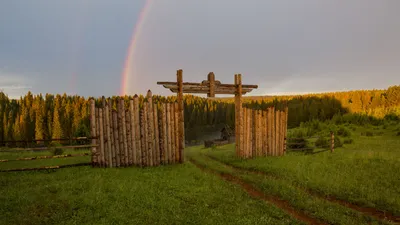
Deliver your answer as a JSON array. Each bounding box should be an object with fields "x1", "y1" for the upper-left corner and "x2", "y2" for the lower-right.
[{"x1": 0, "y1": 123, "x2": 399, "y2": 224}]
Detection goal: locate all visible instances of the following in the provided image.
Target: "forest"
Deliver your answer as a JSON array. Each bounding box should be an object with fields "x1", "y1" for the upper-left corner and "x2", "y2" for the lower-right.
[{"x1": 0, "y1": 85, "x2": 399, "y2": 144}]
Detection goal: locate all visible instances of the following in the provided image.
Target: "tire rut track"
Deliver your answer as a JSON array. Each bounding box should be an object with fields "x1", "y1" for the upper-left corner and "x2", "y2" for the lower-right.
[
  {"x1": 188, "y1": 157, "x2": 327, "y2": 225},
  {"x1": 204, "y1": 154, "x2": 400, "y2": 224}
]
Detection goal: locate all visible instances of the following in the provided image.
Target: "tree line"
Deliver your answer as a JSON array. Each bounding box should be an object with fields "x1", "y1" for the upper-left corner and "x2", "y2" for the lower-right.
[{"x1": 0, "y1": 85, "x2": 398, "y2": 144}]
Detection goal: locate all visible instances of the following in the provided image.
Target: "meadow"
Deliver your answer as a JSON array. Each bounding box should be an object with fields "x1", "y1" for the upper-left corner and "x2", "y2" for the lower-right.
[{"x1": 1, "y1": 120, "x2": 399, "y2": 224}]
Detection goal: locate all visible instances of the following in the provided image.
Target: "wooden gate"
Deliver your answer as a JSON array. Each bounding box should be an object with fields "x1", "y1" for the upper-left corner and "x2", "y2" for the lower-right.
[{"x1": 90, "y1": 90, "x2": 184, "y2": 168}]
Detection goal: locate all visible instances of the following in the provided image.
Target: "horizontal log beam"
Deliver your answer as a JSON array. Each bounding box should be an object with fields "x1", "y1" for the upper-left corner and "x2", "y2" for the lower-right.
[
  {"x1": 0, "y1": 144, "x2": 98, "y2": 152},
  {"x1": 0, "y1": 153, "x2": 91, "y2": 163},
  {"x1": 0, "y1": 163, "x2": 91, "y2": 172},
  {"x1": 157, "y1": 82, "x2": 258, "y2": 89},
  {"x1": 168, "y1": 88, "x2": 253, "y2": 94}
]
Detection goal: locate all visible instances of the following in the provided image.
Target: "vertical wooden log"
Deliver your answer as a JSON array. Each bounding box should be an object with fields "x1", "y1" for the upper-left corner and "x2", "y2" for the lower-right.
[
  {"x1": 126, "y1": 108, "x2": 132, "y2": 166},
  {"x1": 99, "y1": 108, "x2": 105, "y2": 167},
  {"x1": 281, "y1": 111, "x2": 285, "y2": 156},
  {"x1": 140, "y1": 107, "x2": 146, "y2": 167},
  {"x1": 153, "y1": 104, "x2": 160, "y2": 166},
  {"x1": 261, "y1": 110, "x2": 266, "y2": 156},
  {"x1": 95, "y1": 108, "x2": 100, "y2": 166},
  {"x1": 242, "y1": 108, "x2": 247, "y2": 158},
  {"x1": 174, "y1": 103, "x2": 180, "y2": 162},
  {"x1": 105, "y1": 104, "x2": 112, "y2": 168},
  {"x1": 331, "y1": 132, "x2": 335, "y2": 153},
  {"x1": 234, "y1": 74, "x2": 243, "y2": 157},
  {"x1": 251, "y1": 109, "x2": 256, "y2": 157},
  {"x1": 177, "y1": 69, "x2": 185, "y2": 163},
  {"x1": 109, "y1": 100, "x2": 115, "y2": 167},
  {"x1": 253, "y1": 110, "x2": 258, "y2": 157},
  {"x1": 167, "y1": 103, "x2": 172, "y2": 163},
  {"x1": 133, "y1": 95, "x2": 141, "y2": 166},
  {"x1": 143, "y1": 103, "x2": 149, "y2": 166},
  {"x1": 207, "y1": 72, "x2": 216, "y2": 98},
  {"x1": 129, "y1": 100, "x2": 136, "y2": 166},
  {"x1": 170, "y1": 103, "x2": 176, "y2": 163},
  {"x1": 112, "y1": 110, "x2": 120, "y2": 167},
  {"x1": 267, "y1": 107, "x2": 271, "y2": 156},
  {"x1": 247, "y1": 108, "x2": 251, "y2": 158},
  {"x1": 146, "y1": 91, "x2": 154, "y2": 167},
  {"x1": 118, "y1": 99, "x2": 126, "y2": 166},
  {"x1": 160, "y1": 103, "x2": 167, "y2": 164},
  {"x1": 258, "y1": 111, "x2": 263, "y2": 156},
  {"x1": 276, "y1": 110, "x2": 281, "y2": 156},
  {"x1": 271, "y1": 107, "x2": 276, "y2": 156},
  {"x1": 284, "y1": 107, "x2": 288, "y2": 155},
  {"x1": 90, "y1": 99, "x2": 97, "y2": 166}
]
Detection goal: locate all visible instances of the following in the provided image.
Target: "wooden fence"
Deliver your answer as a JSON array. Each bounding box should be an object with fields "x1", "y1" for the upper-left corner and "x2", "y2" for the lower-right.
[
  {"x1": 237, "y1": 106, "x2": 288, "y2": 158},
  {"x1": 90, "y1": 90, "x2": 184, "y2": 168}
]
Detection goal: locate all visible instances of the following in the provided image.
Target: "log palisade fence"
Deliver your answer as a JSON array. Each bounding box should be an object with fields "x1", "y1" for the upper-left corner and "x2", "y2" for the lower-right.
[
  {"x1": 90, "y1": 90, "x2": 184, "y2": 168},
  {"x1": 237, "y1": 106, "x2": 288, "y2": 158}
]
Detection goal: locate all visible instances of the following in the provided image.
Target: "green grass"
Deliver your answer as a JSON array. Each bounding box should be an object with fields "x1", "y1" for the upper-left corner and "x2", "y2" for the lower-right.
[
  {"x1": 204, "y1": 125, "x2": 400, "y2": 217},
  {"x1": 0, "y1": 151, "x2": 301, "y2": 225},
  {"x1": 186, "y1": 146, "x2": 390, "y2": 225}
]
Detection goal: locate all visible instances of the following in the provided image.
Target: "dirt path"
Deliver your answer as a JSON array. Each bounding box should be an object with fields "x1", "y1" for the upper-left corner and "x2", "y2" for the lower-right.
[
  {"x1": 205, "y1": 154, "x2": 400, "y2": 224},
  {"x1": 188, "y1": 158, "x2": 327, "y2": 225}
]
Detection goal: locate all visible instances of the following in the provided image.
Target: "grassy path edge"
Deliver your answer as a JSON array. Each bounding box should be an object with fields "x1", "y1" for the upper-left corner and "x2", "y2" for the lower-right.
[
  {"x1": 188, "y1": 157, "x2": 326, "y2": 225},
  {"x1": 204, "y1": 154, "x2": 400, "y2": 224}
]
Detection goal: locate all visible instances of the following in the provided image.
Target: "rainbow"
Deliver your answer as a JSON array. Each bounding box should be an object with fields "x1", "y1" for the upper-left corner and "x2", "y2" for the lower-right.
[{"x1": 120, "y1": 0, "x2": 153, "y2": 96}]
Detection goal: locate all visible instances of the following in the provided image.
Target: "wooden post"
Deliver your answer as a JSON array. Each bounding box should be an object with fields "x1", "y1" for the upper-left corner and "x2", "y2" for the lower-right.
[
  {"x1": 177, "y1": 69, "x2": 185, "y2": 163},
  {"x1": 243, "y1": 107, "x2": 247, "y2": 158},
  {"x1": 140, "y1": 107, "x2": 146, "y2": 167},
  {"x1": 234, "y1": 74, "x2": 243, "y2": 157},
  {"x1": 112, "y1": 110, "x2": 120, "y2": 167},
  {"x1": 96, "y1": 108, "x2": 100, "y2": 165},
  {"x1": 207, "y1": 72, "x2": 216, "y2": 98},
  {"x1": 119, "y1": 99, "x2": 128, "y2": 166},
  {"x1": 129, "y1": 99, "x2": 136, "y2": 166},
  {"x1": 126, "y1": 107, "x2": 132, "y2": 166},
  {"x1": 143, "y1": 102, "x2": 149, "y2": 167},
  {"x1": 284, "y1": 106, "x2": 288, "y2": 155},
  {"x1": 331, "y1": 132, "x2": 335, "y2": 153},
  {"x1": 160, "y1": 103, "x2": 167, "y2": 164},
  {"x1": 247, "y1": 108, "x2": 251, "y2": 158},
  {"x1": 262, "y1": 110, "x2": 266, "y2": 156},
  {"x1": 271, "y1": 107, "x2": 276, "y2": 156},
  {"x1": 276, "y1": 110, "x2": 281, "y2": 156},
  {"x1": 252, "y1": 110, "x2": 256, "y2": 158},
  {"x1": 134, "y1": 95, "x2": 141, "y2": 166},
  {"x1": 90, "y1": 98, "x2": 97, "y2": 167},
  {"x1": 171, "y1": 102, "x2": 176, "y2": 163},
  {"x1": 105, "y1": 103, "x2": 112, "y2": 168},
  {"x1": 146, "y1": 91, "x2": 154, "y2": 167},
  {"x1": 167, "y1": 103, "x2": 172, "y2": 163},
  {"x1": 99, "y1": 108, "x2": 105, "y2": 167},
  {"x1": 254, "y1": 110, "x2": 258, "y2": 157},
  {"x1": 174, "y1": 103, "x2": 180, "y2": 162},
  {"x1": 153, "y1": 104, "x2": 160, "y2": 166}
]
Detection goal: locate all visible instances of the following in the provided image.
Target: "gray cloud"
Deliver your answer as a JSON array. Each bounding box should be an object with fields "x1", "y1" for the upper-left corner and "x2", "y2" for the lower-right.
[{"x1": 1, "y1": 0, "x2": 399, "y2": 98}]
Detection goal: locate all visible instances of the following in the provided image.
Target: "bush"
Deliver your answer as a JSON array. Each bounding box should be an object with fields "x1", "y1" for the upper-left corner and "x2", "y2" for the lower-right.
[
  {"x1": 344, "y1": 138, "x2": 354, "y2": 144},
  {"x1": 49, "y1": 142, "x2": 64, "y2": 156},
  {"x1": 396, "y1": 131, "x2": 400, "y2": 136},
  {"x1": 287, "y1": 137, "x2": 308, "y2": 149},
  {"x1": 337, "y1": 126, "x2": 351, "y2": 137},
  {"x1": 366, "y1": 131, "x2": 374, "y2": 137},
  {"x1": 334, "y1": 136, "x2": 343, "y2": 148},
  {"x1": 315, "y1": 136, "x2": 329, "y2": 148}
]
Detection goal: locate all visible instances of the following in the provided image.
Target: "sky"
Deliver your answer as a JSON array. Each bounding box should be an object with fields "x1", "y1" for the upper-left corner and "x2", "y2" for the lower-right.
[{"x1": 0, "y1": 0, "x2": 399, "y2": 99}]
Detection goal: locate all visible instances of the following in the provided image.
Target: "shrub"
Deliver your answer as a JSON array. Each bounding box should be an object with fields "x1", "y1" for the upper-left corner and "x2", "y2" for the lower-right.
[
  {"x1": 287, "y1": 137, "x2": 308, "y2": 150},
  {"x1": 334, "y1": 136, "x2": 343, "y2": 148},
  {"x1": 337, "y1": 126, "x2": 351, "y2": 137},
  {"x1": 315, "y1": 136, "x2": 329, "y2": 148},
  {"x1": 344, "y1": 138, "x2": 354, "y2": 144},
  {"x1": 396, "y1": 131, "x2": 400, "y2": 136},
  {"x1": 366, "y1": 131, "x2": 374, "y2": 137},
  {"x1": 49, "y1": 142, "x2": 64, "y2": 156}
]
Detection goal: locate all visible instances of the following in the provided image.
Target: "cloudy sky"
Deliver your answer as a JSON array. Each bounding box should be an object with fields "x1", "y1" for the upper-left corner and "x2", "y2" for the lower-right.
[{"x1": 1, "y1": 0, "x2": 399, "y2": 98}]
